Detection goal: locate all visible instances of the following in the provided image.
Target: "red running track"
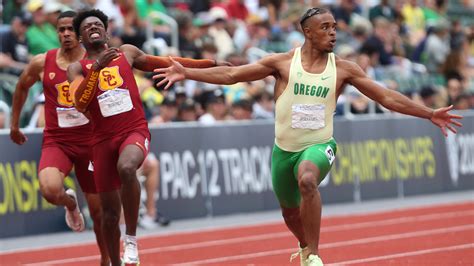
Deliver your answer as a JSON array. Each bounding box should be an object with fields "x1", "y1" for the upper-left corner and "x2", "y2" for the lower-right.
[{"x1": 1, "y1": 201, "x2": 473, "y2": 265}]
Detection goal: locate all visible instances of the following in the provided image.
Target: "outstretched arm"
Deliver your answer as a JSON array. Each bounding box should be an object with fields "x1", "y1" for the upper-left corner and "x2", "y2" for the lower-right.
[
  {"x1": 120, "y1": 44, "x2": 220, "y2": 72},
  {"x1": 342, "y1": 60, "x2": 462, "y2": 136},
  {"x1": 153, "y1": 54, "x2": 279, "y2": 90},
  {"x1": 10, "y1": 54, "x2": 44, "y2": 145}
]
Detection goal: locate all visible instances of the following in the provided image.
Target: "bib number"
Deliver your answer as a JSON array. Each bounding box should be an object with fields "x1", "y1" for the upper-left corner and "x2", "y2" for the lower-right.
[
  {"x1": 291, "y1": 104, "x2": 325, "y2": 130},
  {"x1": 97, "y1": 88, "x2": 133, "y2": 117},
  {"x1": 56, "y1": 107, "x2": 89, "y2": 128}
]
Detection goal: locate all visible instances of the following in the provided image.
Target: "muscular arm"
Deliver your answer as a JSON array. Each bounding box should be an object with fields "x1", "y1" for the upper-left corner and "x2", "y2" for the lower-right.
[
  {"x1": 67, "y1": 61, "x2": 100, "y2": 113},
  {"x1": 120, "y1": 44, "x2": 217, "y2": 72},
  {"x1": 173, "y1": 53, "x2": 281, "y2": 86},
  {"x1": 342, "y1": 60, "x2": 433, "y2": 119},
  {"x1": 10, "y1": 54, "x2": 44, "y2": 130}
]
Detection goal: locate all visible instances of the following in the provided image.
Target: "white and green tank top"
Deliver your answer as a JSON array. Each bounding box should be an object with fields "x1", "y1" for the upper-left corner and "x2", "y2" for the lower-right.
[{"x1": 275, "y1": 47, "x2": 337, "y2": 152}]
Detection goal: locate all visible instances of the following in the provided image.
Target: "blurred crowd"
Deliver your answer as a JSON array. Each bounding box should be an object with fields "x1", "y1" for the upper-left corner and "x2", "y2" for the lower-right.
[{"x1": 0, "y1": 0, "x2": 473, "y2": 129}]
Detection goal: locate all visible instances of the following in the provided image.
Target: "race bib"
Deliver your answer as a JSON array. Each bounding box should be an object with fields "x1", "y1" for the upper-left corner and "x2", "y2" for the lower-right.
[
  {"x1": 97, "y1": 88, "x2": 133, "y2": 117},
  {"x1": 56, "y1": 107, "x2": 89, "y2": 128},
  {"x1": 291, "y1": 104, "x2": 325, "y2": 130}
]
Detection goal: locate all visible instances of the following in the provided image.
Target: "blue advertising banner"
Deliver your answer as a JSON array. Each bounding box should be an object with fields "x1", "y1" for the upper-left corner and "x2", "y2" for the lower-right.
[{"x1": 0, "y1": 112, "x2": 472, "y2": 238}]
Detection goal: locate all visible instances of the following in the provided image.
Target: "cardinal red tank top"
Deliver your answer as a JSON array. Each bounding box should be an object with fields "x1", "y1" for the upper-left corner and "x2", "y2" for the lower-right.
[
  {"x1": 42, "y1": 49, "x2": 92, "y2": 143},
  {"x1": 79, "y1": 52, "x2": 149, "y2": 145}
]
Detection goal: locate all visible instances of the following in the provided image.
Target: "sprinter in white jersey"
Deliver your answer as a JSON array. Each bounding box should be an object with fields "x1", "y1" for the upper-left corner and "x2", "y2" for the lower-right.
[{"x1": 153, "y1": 7, "x2": 463, "y2": 266}]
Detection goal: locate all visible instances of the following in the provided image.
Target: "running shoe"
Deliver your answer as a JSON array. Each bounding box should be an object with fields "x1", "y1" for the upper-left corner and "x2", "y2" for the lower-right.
[
  {"x1": 64, "y1": 189, "x2": 85, "y2": 232},
  {"x1": 305, "y1": 254, "x2": 324, "y2": 266},
  {"x1": 290, "y1": 243, "x2": 309, "y2": 266},
  {"x1": 122, "y1": 239, "x2": 140, "y2": 265}
]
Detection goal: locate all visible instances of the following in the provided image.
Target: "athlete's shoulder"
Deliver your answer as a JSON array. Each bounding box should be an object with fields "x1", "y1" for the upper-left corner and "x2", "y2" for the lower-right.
[
  {"x1": 260, "y1": 50, "x2": 293, "y2": 66},
  {"x1": 334, "y1": 56, "x2": 359, "y2": 71},
  {"x1": 30, "y1": 53, "x2": 46, "y2": 68}
]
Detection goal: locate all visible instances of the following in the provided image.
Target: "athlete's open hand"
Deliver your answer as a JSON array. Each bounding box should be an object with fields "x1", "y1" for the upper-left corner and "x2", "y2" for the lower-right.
[
  {"x1": 430, "y1": 105, "x2": 463, "y2": 137},
  {"x1": 10, "y1": 127, "x2": 27, "y2": 145},
  {"x1": 93, "y1": 47, "x2": 120, "y2": 70},
  {"x1": 153, "y1": 57, "x2": 185, "y2": 90}
]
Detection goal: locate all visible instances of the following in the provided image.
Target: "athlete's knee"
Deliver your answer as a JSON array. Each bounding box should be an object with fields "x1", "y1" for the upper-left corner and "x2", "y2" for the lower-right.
[
  {"x1": 39, "y1": 181, "x2": 64, "y2": 204},
  {"x1": 117, "y1": 161, "x2": 138, "y2": 182},
  {"x1": 102, "y1": 208, "x2": 120, "y2": 227},
  {"x1": 298, "y1": 172, "x2": 318, "y2": 197},
  {"x1": 88, "y1": 204, "x2": 103, "y2": 225}
]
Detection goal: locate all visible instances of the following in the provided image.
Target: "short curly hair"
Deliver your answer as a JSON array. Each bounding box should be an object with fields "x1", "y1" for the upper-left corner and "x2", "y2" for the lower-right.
[{"x1": 73, "y1": 9, "x2": 108, "y2": 36}]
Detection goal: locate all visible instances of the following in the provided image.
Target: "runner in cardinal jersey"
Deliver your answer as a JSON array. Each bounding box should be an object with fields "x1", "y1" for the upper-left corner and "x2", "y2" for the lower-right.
[
  {"x1": 67, "y1": 9, "x2": 227, "y2": 266},
  {"x1": 10, "y1": 11, "x2": 109, "y2": 266}
]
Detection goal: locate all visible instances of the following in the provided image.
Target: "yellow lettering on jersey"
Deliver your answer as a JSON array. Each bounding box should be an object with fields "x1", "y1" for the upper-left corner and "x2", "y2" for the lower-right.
[
  {"x1": 98, "y1": 66, "x2": 124, "y2": 91},
  {"x1": 55, "y1": 80, "x2": 73, "y2": 107}
]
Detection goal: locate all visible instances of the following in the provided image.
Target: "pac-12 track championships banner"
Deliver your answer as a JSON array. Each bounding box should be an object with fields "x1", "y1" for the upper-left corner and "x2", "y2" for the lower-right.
[{"x1": 0, "y1": 113, "x2": 473, "y2": 238}]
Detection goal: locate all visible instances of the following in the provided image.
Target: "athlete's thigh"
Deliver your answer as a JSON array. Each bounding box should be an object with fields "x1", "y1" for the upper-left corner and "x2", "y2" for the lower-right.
[
  {"x1": 72, "y1": 145, "x2": 97, "y2": 194},
  {"x1": 39, "y1": 146, "x2": 73, "y2": 187},
  {"x1": 295, "y1": 139, "x2": 337, "y2": 184},
  {"x1": 118, "y1": 130, "x2": 150, "y2": 169},
  {"x1": 271, "y1": 144, "x2": 301, "y2": 208},
  {"x1": 93, "y1": 138, "x2": 121, "y2": 192}
]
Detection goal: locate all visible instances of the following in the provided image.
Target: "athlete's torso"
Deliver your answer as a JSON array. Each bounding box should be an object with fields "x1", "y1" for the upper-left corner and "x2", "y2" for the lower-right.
[
  {"x1": 274, "y1": 47, "x2": 337, "y2": 152},
  {"x1": 42, "y1": 48, "x2": 92, "y2": 143},
  {"x1": 79, "y1": 52, "x2": 148, "y2": 144}
]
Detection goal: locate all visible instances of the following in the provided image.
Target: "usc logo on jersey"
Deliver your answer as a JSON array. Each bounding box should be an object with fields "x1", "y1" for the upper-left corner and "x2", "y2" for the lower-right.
[
  {"x1": 55, "y1": 80, "x2": 73, "y2": 107},
  {"x1": 98, "y1": 66, "x2": 124, "y2": 91}
]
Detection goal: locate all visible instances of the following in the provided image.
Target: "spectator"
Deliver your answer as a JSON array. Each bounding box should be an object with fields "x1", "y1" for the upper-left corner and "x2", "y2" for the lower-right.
[
  {"x1": 44, "y1": 1, "x2": 67, "y2": 27},
  {"x1": 369, "y1": 0, "x2": 396, "y2": 23},
  {"x1": 361, "y1": 17, "x2": 394, "y2": 66},
  {"x1": 199, "y1": 89, "x2": 229, "y2": 124},
  {"x1": 0, "y1": 14, "x2": 30, "y2": 75},
  {"x1": 149, "y1": 94, "x2": 178, "y2": 125},
  {"x1": 253, "y1": 89, "x2": 274, "y2": 119},
  {"x1": 26, "y1": 93, "x2": 45, "y2": 129},
  {"x1": 419, "y1": 86, "x2": 438, "y2": 108},
  {"x1": 177, "y1": 11, "x2": 202, "y2": 59},
  {"x1": 85, "y1": 0, "x2": 124, "y2": 30},
  {"x1": 231, "y1": 98, "x2": 253, "y2": 120},
  {"x1": 226, "y1": 0, "x2": 249, "y2": 21},
  {"x1": 446, "y1": 77, "x2": 464, "y2": 105},
  {"x1": 452, "y1": 94, "x2": 471, "y2": 110},
  {"x1": 424, "y1": 19, "x2": 450, "y2": 73},
  {"x1": 402, "y1": 0, "x2": 426, "y2": 45},
  {"x1": 208, "y1": 7, "x2": 235, "y2": 60},
  {"x1": 422, "y1": 0, "x2": 447, "y2": 28},
  {"x1": 192, "y1": 12, "x2": 215, "y2": 49},
  {"x1": 177, "y1": 98, "x2": 198, "y2": 122},
  {"x1": 2, "y1": 0, "x2": 26, "y2": 24},
  {"x1": 26, "y1": 0, "x2": 60, "y2": 55},
  {"x1": 441, "y1": 50, "x2": 467, "y2": 81}
]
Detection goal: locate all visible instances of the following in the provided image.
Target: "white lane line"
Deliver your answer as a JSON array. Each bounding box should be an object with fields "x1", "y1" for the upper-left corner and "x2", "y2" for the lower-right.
[
  {"x1": 327, "y1": 243, "x2": 474, "y2": 265},
  {"x1": 8, "y1": 209, "x2": 473, "y2": 256},
  {"x1": 170, "y1": 224, "x2": 474, "y2": 265},
  {"x1": 26, "y1": 224, "x2": 474, "y2": 266}
]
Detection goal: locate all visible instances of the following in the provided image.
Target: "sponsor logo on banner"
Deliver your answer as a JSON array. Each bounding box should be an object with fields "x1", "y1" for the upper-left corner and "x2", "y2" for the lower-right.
[
  {"x1": 446, "y1": 132, "x2": 474, "y2": 186},
  {"x1": 159, "y1": 146, "x2": 272, "y2": 200}
]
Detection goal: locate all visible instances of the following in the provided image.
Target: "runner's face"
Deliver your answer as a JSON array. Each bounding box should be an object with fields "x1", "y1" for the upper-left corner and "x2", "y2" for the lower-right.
[
  {"x1": 79, "y1": 16, "x2": 107, "y2": 47},
  {"x1": 57, "y1": 17, "x2": 78, "y2": 50},
  {"x1": 305, "y1": 13, "x2": 337, "y2": 53}
]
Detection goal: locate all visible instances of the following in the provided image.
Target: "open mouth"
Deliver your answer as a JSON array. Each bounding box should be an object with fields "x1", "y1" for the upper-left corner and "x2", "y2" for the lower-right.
[{"x1": 89, "y1": 32, "x2": 100, "y2": 39}]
